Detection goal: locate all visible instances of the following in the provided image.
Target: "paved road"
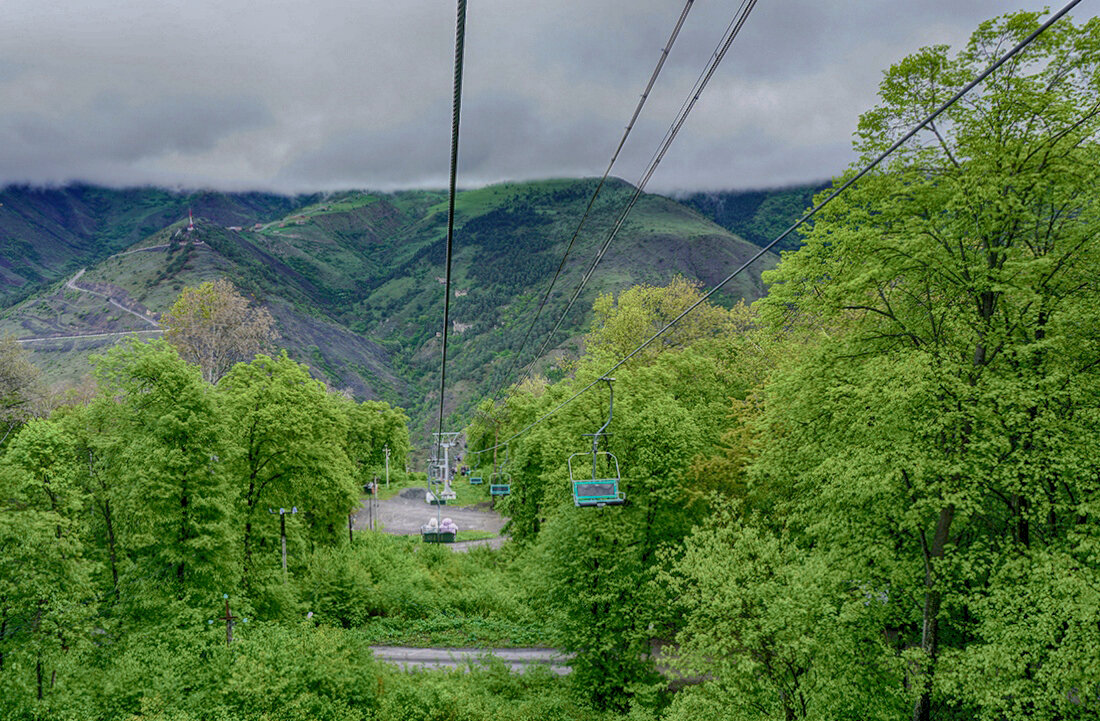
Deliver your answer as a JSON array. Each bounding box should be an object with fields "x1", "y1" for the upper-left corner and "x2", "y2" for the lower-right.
[
  {"x1": 353, "y1": 487, "x2": 507, "y2": 538},
  {"x1": 369, "y1": 646, "x2": 571, "y2": 675},
  {"x1": 17, "y1": 329, "x2": 163, "y2": 344},
  {"x1": 449, "y1": 536, "x2": 509, "y2": 552}
]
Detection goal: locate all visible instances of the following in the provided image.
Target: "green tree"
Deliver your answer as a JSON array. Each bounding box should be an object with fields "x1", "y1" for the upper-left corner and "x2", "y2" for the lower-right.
[
  {"x1": 92, "y1": 338, "x2": 234, "y2": 603},
  {"x1": 482, "y1": 280, "x2": 773, "y2": 712},
  {"x1": 162, "y1": 279, "x2": 277, "y2": 385},
  {"x1": 756, "y1": 10, "x2": 1100, "y2": 719},
  {"x1": 217, "y1": 352, "x2": 356, "y2": 590},
  {"x1": 585, "y1": 276, "x2": 751, "y2": 367},
  {"x1": 664, "y1": 507, "x2": 907, "y2": 721},
  {"x1": 0, "y1": 418, "x2": 94, "y2": 706},
  {"x1": 343, "y1": 399, "x2": 410, "y2": 490},
  {"x1": 0, "y1": 335, "x2": 43, "y2": 449}
]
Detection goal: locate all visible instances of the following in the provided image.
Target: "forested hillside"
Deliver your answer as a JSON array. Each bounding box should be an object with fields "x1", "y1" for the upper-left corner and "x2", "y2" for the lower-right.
[
  {"x1": 0, "y1": 179, "x2": 778, "y2": 440},
  {"x1": 0, "y1": 186, "x2": 309, "y2": 307},
  {"x1": 678, "y1": 182, "x2": 829, "y2": 253}
]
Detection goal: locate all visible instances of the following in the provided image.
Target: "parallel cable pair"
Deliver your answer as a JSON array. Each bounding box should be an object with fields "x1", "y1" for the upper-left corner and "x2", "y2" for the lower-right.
[
  {"x1": 474, "y1": 0, "x2": 1084, "y2": 455},
  {"x1": 486, "y1": 0, "x2": 698, "y2": 408},
  {"x1": 497, "y1": 0, "x2": 759, "y2": 408}
]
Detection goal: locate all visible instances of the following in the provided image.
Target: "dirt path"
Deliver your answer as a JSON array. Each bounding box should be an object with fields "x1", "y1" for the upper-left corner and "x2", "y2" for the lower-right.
[
  {"x1": 369, "y1": 646, "x2": 571, "y2": 675},
  {"x1": 110, "y1": 244, "x2": 169, "y2": 258},
  {"x1": 352, "y1": 487, "x2": 507, "y2": 542}
]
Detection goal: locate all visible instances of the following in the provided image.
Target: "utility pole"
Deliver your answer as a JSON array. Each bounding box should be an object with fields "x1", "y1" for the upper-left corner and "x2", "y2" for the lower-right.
[
  {"x1": 218, "y1": 595, "x2": 236, "y2": 646},
  {"x1": 267, "y1": 507, "x2": 298, "y2": 582},
  {"x1": 384, "y1": 445, "x2": 390, "y2": 489},
  {"x1": 369, "y1": 478, "x2": 379, "y2": 531}
]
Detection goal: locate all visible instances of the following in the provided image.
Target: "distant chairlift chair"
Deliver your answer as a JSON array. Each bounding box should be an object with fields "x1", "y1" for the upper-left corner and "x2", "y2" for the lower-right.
[
  {"x1": 489, "y1": 444, "x2": 511, "y2": 496},
  {"x1": 489, "y1": 470, "x2": 511, "y2": 497},
  {"x1": 569, "y1": 377, "x2": 625, "y2": 507},
  {"x1": 421, "y1": 516, "x2": 457, "y2": 544}
]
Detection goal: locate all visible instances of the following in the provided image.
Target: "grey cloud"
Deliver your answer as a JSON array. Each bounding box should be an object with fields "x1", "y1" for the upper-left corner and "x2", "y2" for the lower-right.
[
  {"x1": 279, "y1": 92, "x2": 617, "y2": 190},
  {"x1": 0, "y1": 0, "x2": 1053, "y2": 193},
  {"x1": 0, "y1": 93, "x2": 272, "y2": 185}
]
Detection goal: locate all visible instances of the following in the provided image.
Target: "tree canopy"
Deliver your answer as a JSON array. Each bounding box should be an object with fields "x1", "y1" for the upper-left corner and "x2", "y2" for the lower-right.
[{"x1": 162, "y1": 278, "x2": 278, "y2": 384}]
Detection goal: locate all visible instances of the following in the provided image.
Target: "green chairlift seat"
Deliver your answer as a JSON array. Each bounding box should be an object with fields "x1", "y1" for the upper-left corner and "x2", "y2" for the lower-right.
[
  {"x1": 469, "y1": 475, "x2": 483, "y2": 485},
  {"x1": 421, "y1": 528, "x2": 456, "y2": 543},
  {"x1": 572, "y1": 479, "x2": 623, "y2": 506},
  {"x1": 490, "y1": 471, "x2": 511, "y2": 496},
  {"x1": 569, "y1": 450, "x2": 624, "y2": 507}
]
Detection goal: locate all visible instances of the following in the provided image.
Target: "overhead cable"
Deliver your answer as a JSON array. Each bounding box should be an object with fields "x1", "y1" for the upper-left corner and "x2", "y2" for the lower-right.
[
  {"x1": 434, "y1": 0, "x2": 468, "y2": 459},
  {"x1": 487, "y1": 0, "x2": 697, "y2": 406},
  {"x1": 476, "y1": 0, "x2": 1083, "y2": 454},
  {"x1": 508, "y1": 0, "x2": 758, "y2": 400}
]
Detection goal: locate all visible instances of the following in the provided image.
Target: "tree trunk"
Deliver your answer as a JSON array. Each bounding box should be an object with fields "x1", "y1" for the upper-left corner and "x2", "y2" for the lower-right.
[
  {"x1": 912, "y1": 504, "x2": 955, "y2": 721},
  {"x1": 103, "y1": 499, "x2": 120, "y2": 600},
  {"x1": 242, "y1": 518, "x2": 253, "y2": 589},
  {"x1": 242, "y1": 480, "x2": 256, "y2": 589},
  {"x1": 177, "y1": 476, "x2": 189, "y2": 585},
  {"x1": 0, "y1": 603, "x2": 7, "y2": 672}
]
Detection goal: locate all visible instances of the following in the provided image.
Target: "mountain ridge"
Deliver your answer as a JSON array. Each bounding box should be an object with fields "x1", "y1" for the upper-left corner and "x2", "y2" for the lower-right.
[{"x1": 1, "y1": 178, "x2": 803, "y2": 439}]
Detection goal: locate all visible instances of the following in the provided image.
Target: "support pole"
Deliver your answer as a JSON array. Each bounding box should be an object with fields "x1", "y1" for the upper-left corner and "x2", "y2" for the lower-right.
[
  {"x1": 280, "y1": 511, "x2": 287, "y2": 582},
  {"x1": 218, "y1": 597, "x2": 237, "y2": 646}
]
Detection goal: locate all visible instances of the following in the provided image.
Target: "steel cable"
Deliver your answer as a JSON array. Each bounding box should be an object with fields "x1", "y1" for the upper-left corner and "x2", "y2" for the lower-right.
[
  {"x1": 486, "y1": 0, "x2": 697, "y2": 407},
  {"x1": 475, "y1": 0, "x2": 1083, "y2": 454}
]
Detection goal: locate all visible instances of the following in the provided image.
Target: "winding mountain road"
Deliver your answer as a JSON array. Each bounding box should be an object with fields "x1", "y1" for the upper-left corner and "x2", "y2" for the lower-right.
[{"x1": 66, "y1": 269, "x2": 161, "y2": 328}]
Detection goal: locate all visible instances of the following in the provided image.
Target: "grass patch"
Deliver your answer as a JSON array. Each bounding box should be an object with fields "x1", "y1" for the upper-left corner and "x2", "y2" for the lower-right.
[{"x1": 456, "y1": 530, "x2": 496, "y2": 542}]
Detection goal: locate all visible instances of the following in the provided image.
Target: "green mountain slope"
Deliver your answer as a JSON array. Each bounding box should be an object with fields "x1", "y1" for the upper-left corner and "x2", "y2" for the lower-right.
[
  {"x1": 0, "y1": 185, "x2": 312, "y2": 306},
  {"x1": 678, "y1": 182, "x2": 829, "y2": 253},
  {"x1": 1, "y1": 179, "x2": 779, "y2": 438}
]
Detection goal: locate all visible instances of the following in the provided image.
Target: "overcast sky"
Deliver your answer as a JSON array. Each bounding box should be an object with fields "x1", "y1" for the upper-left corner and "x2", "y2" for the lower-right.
[{"x1": 0, "y1": 0, "x2": 1048, "y2": 194}]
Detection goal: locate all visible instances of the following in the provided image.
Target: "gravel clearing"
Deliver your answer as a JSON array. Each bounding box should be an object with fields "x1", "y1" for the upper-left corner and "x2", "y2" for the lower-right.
[{"x1": 352, "y1": 487, "x2": 508, "y2": 540}]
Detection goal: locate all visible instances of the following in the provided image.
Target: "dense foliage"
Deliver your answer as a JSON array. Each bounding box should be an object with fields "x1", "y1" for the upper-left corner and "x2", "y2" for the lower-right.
[
  {"x1": 469, "y1": 10, "x2": 1100, "y2": 720},
  {"x1": 0, "y1": 338, "x2": 412, "y2": 718}
]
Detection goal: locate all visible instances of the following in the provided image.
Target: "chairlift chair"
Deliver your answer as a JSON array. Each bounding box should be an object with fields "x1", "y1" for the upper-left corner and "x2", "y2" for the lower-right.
[
  {"x1": 569, "y1": 377, "x2": 625, "y2": 507},
  {"x1": 420, "y1": 516, "x2": 456, "y2": 543},
  {"x1": 568, "y1": 451, "x2": 624, "y2": 506},
  {"x1": 489, "y1": 470, "x2": 511, "y2": 496}
]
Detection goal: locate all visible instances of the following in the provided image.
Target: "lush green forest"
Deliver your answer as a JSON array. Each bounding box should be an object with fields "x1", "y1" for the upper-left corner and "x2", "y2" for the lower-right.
[{"x1": 3, "y1": 9, "x2": 1100, "y2": 721}]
